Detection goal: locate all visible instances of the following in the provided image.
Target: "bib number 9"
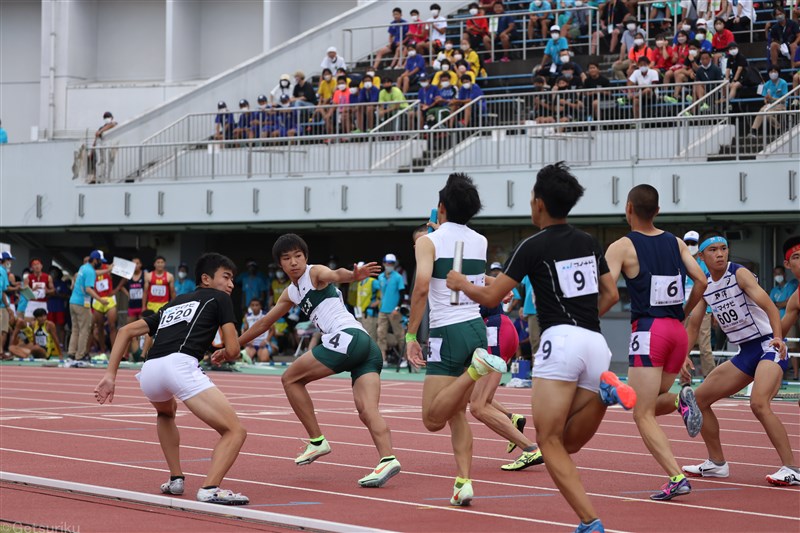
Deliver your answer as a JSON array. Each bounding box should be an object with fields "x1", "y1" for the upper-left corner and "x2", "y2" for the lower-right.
[
  {"x1": 555, "y1": 256, "x2": 599, "y2": 298},
  {"x1": 96, "y1": 278, "x2": 109, "y2": 293}
]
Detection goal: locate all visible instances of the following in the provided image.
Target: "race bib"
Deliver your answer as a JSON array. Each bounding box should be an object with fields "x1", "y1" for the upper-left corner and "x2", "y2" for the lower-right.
[
  {"x1": 35, "y1": 332, "x2": 48, "y2": 348},
  {"x1": 96, "y1": 278, "x2": 109, "y2": 292},
  {"x1": 129, "y1": 287, "x2": 143, "y2": 300},
  {"x1": 712, "y1": 306, "x2": 749, "y2": 331},
  {"x1": 629, "y1": 331, "x2": 651, "y2": 356},
  {"x1": 151, "y1": 285, "x2": 167, "y2": 297},
  {"x1": 32, "y1": 282, "x2": 46, "y2": 300},
  {"x1": 427, "y1": 337, "x2": 443, "y2": 363},
  {"x1": 555, "y1": 256, "x2": 599, "y2": 298},
  {"x1": 650, "y1": 274, "x2": 684, "y2": 306},
  {"x1": 158, "y1": 301, "x2": 199, "y2": 329},
  {"x1": 321, "y1": 331, "x2": 353, "y2": 355}
]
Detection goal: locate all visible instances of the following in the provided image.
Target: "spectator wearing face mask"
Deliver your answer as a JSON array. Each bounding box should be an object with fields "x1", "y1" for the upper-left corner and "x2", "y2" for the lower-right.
[
  {"x1": 321, "y1": 46, "x2": 347, "y2": 72},
  {"x1": 233, "y1": 99, "x2": 254, "y2": 140},
  {"x1": 88, "y1": 111, "x2": 117, "y2": 179},
  {"x1": 356, "y1": 74, "x2": 380, "y2": 131},
  {"x1": 664, "y1": 41, "x2": 701, "y2": 102},
  {"x1": 464, "y1": 3, "x2": 490, "y2": 50},
  {"x1": 536, "y1": 25, "x2": 569, "y2": 75},
  {"x1": 376, "y1": 254, "x2": 406, "y2": 362},
  {"x1": 768, "y1": 8, "x2": 799, "y2": 69},
  {"x1": 673, "y1": 20, "x2": 695, "y2": 45},
  {"x1": 252, "y1": 95, "x2": 272, "y2": 138},
  {"x1": 681, "y1": 230, "x2": 715, "y2": 383},
  {"x1": 94, "y1": 111, "x2": 116, "y2": 144},
  {"x1": 454, "y1": 60, "x2": 476, "y2": 87},
  {"x1": 748, "y1": 66, "x2": 789, "y2": 137},
  {"x1": 459, "y1": 40, "x2": 484, "y2": 77},
  {"x1": 565, "y1": 0, "x2": 590, "y2": 41},
  {"x1": 372, "y1": 7, "x2": 408, "y2": 70},
  {"x1": 593, "y1": 0, "x2": 630, "y2": 55},
  {"x1": 483, "y1": 1, "x2": 516, "y2": 63},
  {"x1": 450, "y1": 74, "x2": 486, "y2": 127},
  {"x1": 397, "y1": 44, "x2": 426, "y2": 94},
  {"x1": 377, "y1": 77, "x2": 408, "y2": 121},
  {"x1": 614, "y1": 31, "x2": 654, "y2": 79},
  {"x1": 432, "y1": 59, "x2": 458, "y2": 87},
  {"x1": 724, "y1": 43, "x2": 750, "y2": 101},
  {"x1": 694, "y1": 26, "x2": 713, "y2": 53},
  {"x1": 414, "y1": 73, "x2": 439, "y2": 129},
  {"x1": 405, "y1": 9, "x2": 429, "y2": 49},
  {"x1": 583, "y1": 62, "x2": 612, "y2": 120},
  {"x1": 552, "y1": 75, "x2": 585, "y2": 123},
  {"x1": 529, "y1": 0, "x2": 554, "y2": 42},
  {"x1": 663, "y1": 31, "x2": 691, "y2": 86},
  {"x1": 626, "y1": 57, "x2": 660, "y2": 118},
  {"x1": 693, "y1": 50, "x2": 723, "y2": 104},
  {"x1": 425, "y1": 73, "x2": 457, "y2": 127},
  {"x1": 331, "y1": 75, "x2": 352, "y2": 135},
  {"x1": 213, "y1": 101, "x2": 234, "y2": 141},
  {"x1": 651, "y1": 34, "x2": 676, "y2": 75},
  {"x1": 711, "y1": 18, "x2": 734, "y2": 55},
  {"x1": 418, "y1": 3, "x2": 447, "y2": 56},
  {"x1": 611, "y1": 19, "x2": 645, "y2": 79},
  {"x1": 271, "y1": 73, "x2": 294, "y2": 106},
  {"x1": 174, "y1": 263, "x2": 196, "y2": 296}
]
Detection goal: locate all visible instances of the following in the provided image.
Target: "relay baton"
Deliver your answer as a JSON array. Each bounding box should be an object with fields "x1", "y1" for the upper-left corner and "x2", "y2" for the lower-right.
[
  {"x1": 428, "y1": 208, "x2": 438, "y2": 233},
  {"x1": 450, "y1": 241, "x2": 464, "y2": 305}
]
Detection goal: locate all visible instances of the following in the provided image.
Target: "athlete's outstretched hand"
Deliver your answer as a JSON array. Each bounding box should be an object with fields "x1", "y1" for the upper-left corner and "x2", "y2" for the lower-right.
[
  {"x1": 406, "y1": 340, "x2": 426, "y2": 369},
  {"x1": 210, "y1": 348, "x2": 228, "y2": 365},
  {"x1": 679, "y1": 356, "x2": 695, "y2": 383},
  {"x1": 353, "y1": 262, "x2": 382, "y2": 281},
  {"x1": 94, "y1": 374, "x2": 115, "y2": 404},
  {"x1": 769, "y1": 338, "x2": 788, "y2": 360},
  {"x1": 446, "y1": 271, "x2": 468, "y2": 292}
]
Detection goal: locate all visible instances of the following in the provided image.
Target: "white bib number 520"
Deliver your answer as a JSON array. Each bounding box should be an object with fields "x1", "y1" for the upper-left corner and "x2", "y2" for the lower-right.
[{"x1": 555, "y1": 255, "x2": 599, "y2": 298}]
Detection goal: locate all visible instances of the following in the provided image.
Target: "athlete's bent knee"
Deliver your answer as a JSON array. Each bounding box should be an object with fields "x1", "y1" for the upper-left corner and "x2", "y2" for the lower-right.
[
  {"x1": 749, "y1": 398, "x2": 772, "y2": 419},
  {"x1": 423, "y1": 416, "x2": 446, "y2": 432},
  {"x1": 468, "y1": 403, "x2": 488, "y2": 422}
]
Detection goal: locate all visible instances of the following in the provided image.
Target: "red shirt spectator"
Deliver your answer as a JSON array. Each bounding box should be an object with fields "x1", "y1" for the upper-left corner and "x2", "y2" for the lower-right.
[
  {"x1": 711, "y1": 23, "x2": 735, "y2": 52},
  {"x1": 651, "y1": 38, "x2": 675, "y2": 70},
  {"x1": 466, "y1": 5, "x2": 490, "y2": 40},
  {"x1": 628, "y1": 43, "x2": 655, "y2": 64}
]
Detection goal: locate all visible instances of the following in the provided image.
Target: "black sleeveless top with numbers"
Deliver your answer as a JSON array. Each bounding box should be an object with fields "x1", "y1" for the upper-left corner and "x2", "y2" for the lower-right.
[
  {"x1": 143, "y1": 288, "x2": 236, "y2": 361},
  {"x1": 504, "y1": 224, "x2": 609, "y2": 333},
  {"x1": 624, "y1": 231, "x2": 686, "y2": 322}
]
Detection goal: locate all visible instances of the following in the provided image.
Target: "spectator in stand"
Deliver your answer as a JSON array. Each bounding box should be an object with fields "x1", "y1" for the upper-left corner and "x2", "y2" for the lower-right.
[
  {"x1": 213, "y1": 101, "x2": 234, "y2": 141},
  {"x1": 271, "y1": 73, "x2": 294, "y2": 105},
  {"x1": 233, "y1": 99, "x2": 254, "y2": 140},
  {"x1": 418, "y1": 4, "x2": 448, "y2": 57},
  {"x1": 272, "y1": 95, "x2": 297, "y2": 138},
  {"x1": 748, "y1": 67, "x2": 789, "y2": 136},
  {"x1": 426, "y1": 73, "x2": 457, "y2": 126},
  {"x1": 529, "y1": 0, "x2": 555, "y2": 42},
  {"x1": 451, "y1": 74, "x2": 486, "y2": 126},
  {"x1": 614, "y1": 31, "x2": 654, "y2": 79},
  {"x1": 175, "y1": 263, "x2": 196, "y2": 296},
  {"x1": 611, "y1": 18, "x2": 644, "y2": 79},
  {"x1": 663, "y1": 31, "x2": 692, "y2": 85},
  {"x1": 665, "y1": 40, "x2": 700, "y2": 102},
  {"x1": 769, "y1": 8, "x2": 800, "y2": 69},
  {"x1": 553, "y1": 75, "x2": 585, "y2": 122},
  {"x1": 529, "y1": 75, "x2": 554, "y2": 122},
  {"x1": 0, "y1": 119, "x2": 7, "y2": 144},
  {"x1": 405, "y1": 9, "x2": 429, "y2": 50},
  {"x1": 332, "y1": 75, "x2": 351, "y2": 135},
  {"x1": 454, "y1": 60, "x2": 476, "y2": 87},
  {"x1": 536, "y1": 25, "x2": 569, "y2": 76},
  {"x1": 377, "y1": 77, "x2": 408, "y2": 121},
  {"x1": 583, "y1": 62, "x2": 612, "y2": 120},
  {"x1": 724, "y1": 43, "x2": 750, "y2": 101},
  {"x1": 415, "y1": 73, "x2": 439, "y2": 129},
  {"x1": 480, "y1": 0, "x2": 501, "y2": 9},
  {"x1": 483, "y1": 1, "x2": 515, "y2": 63},
  {"x1": 464, "y1": 3, "x2": 490, "y2": 50},
  {"x1": 693, "y1": 50, "x2": 723, "y2": 104},
  {"x1": 460, "y1": 39, "x2": 484, "y2": 77},
  {"x1": 252, "y1": 95, "x2": 272, "y2": 138},
  {"x1": 292, "y1": 71, "x2": 318, "y2": 109},
  {"x1": 556, "y1": 0, "x2": 577, "y2": 40},
  {"x1": 711, "y1": 17, "x2": 734, "y2": 59},
  {"x1": 694, "y1": 26, "x2": 713, "y2": 53},
  {"x1": 651, "y1": 34, "x2": 676, "y2": 75},
  {"x1": 47, "y1": 266, "x2": 70, "y2": 348},
  {"x1": 726, "y1": 0, "x2": 755, "y2": 34},
  {"x1": 95, "y1": 111, "x2": 117, "y2": 144},
  {"x1": 432, "y1": 59, "x2": 458, "y2": 87},
  {"x1": 672, "y1": 21, "x2": 695, "y2": 45},
  {"x1": 321, "y1": 46, "x2": 347, "y2": 73},
  {"x1": 560, "y1": 63, "x2": 583, "y2": 89},
  {"x1": 627, "y1": 56, "x2": 660, "y2": 118},
  {"x1": 397, "y1": 44, "x2": 426, "y2": 94},
  {"x1": 317, "y1": 68, "x2": 336, "y2": 106},
  {"x1": 553, "y1": 49, "x2": 583, "y2": 81},
  {"x1": 372, "y1": 7, "x2": 408, "y2": 70},
  {"x1": 357, "y1": 74, "x2": 380, "y2": 131},
  {"x1": 565, "y1": 0, "x2": 591, "y2": 42},
  {"x1": 595, "y1": 1, "x2": 632, "y2": 54}
]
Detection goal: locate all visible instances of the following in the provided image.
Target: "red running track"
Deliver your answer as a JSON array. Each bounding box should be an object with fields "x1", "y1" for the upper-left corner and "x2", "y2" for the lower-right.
[{"x1": 1, "y1": 366, "x2": 798, "y2": 533}]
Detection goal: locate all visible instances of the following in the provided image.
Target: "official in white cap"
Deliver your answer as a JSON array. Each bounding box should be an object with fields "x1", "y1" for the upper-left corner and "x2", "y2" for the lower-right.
[{"x1": 681, "y1": 229, "x2": 715, "y2": 382}]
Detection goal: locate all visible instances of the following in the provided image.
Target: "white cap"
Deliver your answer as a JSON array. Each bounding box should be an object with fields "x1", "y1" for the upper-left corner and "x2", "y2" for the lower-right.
[
  {"x1": 696, "y1": 18, "x2": 707, "y2": 26},
  {"x1": 550, "y1": 25, "x2": 561, "y2": 32},
  {"x1": 490, "y1": 262, "x2": 503, "y2": 271},
  {"x1": 327, "y1": 46, "x2": 337, "y2": 54},
  {"x1": 383, "y1": 253, "x2": 397, "y2": 264},
  {"x1": 683, "y1": 230, "x2": 700, "y2": 243}
]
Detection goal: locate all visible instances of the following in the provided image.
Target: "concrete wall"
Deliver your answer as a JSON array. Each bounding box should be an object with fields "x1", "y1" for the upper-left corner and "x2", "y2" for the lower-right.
[{"x1": 96, "y1": 0, "x2": 166, "y2": 82}]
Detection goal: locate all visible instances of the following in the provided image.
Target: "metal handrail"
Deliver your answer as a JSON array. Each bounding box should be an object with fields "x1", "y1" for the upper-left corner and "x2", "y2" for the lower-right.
[
  {"x1": 765, "y1": 83, "x2": 800, "y2": 111},
  {"x1": 371, "y1": 100, "x2": 421, "y2": 132},
  {"x1": 680, "y1": 79, "x2": 730, "y2": 116}
]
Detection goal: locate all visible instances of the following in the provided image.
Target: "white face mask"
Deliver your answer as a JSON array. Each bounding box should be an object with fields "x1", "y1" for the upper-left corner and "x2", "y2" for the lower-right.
[
  {"x1": 551, "y1": 32, "x2": 560, "y2": 40},
  {"x1": 432, "y1": 9, "x2": 440, "y2": 17},
  {"x1": 685, "y1": 244, "x2": 698, "y2": 255},
  {"x1": 534, "y1": 0, "x2": 542, "y2": 6},
  {"x1": 634, "y1": 38, "x2": 645, "y2": 46},
  {"x1": 696, "y1": 33, "x2": 706, "y2": 40},
  {"x1": 656, "y1": 40, "x2": 665, "y2": 47},
  {"x1": 682, "y1": 24, "x2": 691, "y2": 32},
  {"x1": 412, "y1": 15, "x2": 419, "y2": 21},
  {"x1": 639, "y1": 66, "x2": 649, "y2": 73},
  {"x1": 367, "y1": 71, "x2": 375, "y2": 77},
  {"x1": 462, "y1": 82, "x2": 471, "y2": 90},
  {"x1": 364, "y1": 82, "x2": 373, "y2": 89},
  {"x1": 775, "y1": 275, "x2": 785, "y2": 284},
  {"x1": 420, "y1": 81, "x2": 429, "y2": 87},
  {"x1": 442, "y1": 64, "x2": 450, "y2": 71},
  {"x1": 469, "y1": 8, "x2": 478, "y2": 15},
  {"x1": 454, "y1": 54, "x2": 463, "y2": 61},
  {"x1": 349, "y1": 87, "x2": 358, "y2": 94},
  {"x1": 769, "y1": 72, "x2": 779, "y2": 80},
  {"x1": 259, "y1": 103, "x2": 267, "y2": 109},
  {"x1": 408, "y1": 50, "x2": 417, "y2": 57},
  {"x1": 276, "y1": 271, "x2": 286, "y2": 280},
  {"x1": 688, "y1": 49, "x2": 698, "y2": 58},
  {"x1": 445, "y1": 43, "x2": 453, "y2": 50},
  {"x1": 729, "y1": 48, "x2": 739, "y2": 56},
  {"x1": 324, "y1": 75, "x2": 332, "y2": 81},
  {"x1": 280, "y1": 80, "x2": 290, "y2": 87},
  {"x1": 627, "y1": 23, "x2": 637, "y2": 31},
  {"x1": 678, "y1": 36, "x2": 687, "y2": 44},
  {"x1": 104, "y1": 118, "x2": 112, "y2": 124},
  {"x1": 384, "y1": 264, "x2": 395, "y2": 272},
  {"x1": 442, "y1": 81, "x2": 452, "y2": 89},
  {"x1": 560, "y1": 55, "x2": 570, "y2": 63},
  {"x1": 178, "y1": 271, "x2": 187, "y2": 280},
  {"x1": 338, "y1": 83, "x2": 346, "y2": 91},
  {"x1": 575, "y1": 0, "x2": 583, "y2": 6}
]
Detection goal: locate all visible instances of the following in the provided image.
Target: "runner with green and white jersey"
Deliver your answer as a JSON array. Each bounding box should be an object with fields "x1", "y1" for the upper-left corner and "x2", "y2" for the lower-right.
[{"x1": 237, "y1": 233, "x2": 401, "y2": 489}]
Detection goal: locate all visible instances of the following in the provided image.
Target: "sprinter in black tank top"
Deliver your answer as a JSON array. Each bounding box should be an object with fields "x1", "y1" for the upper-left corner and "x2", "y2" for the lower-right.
[
  {"x1": 605, "y1": 184, "x2": 708, "y2": 502},
  {"x1": 446, "y1": 163, "x2": 635, "y2": 533}
]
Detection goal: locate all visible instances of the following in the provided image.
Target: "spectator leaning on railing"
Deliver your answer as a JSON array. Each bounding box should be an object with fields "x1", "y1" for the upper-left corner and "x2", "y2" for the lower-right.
[
  {"x1": 748, "y1": 66, "x2": 789, "y2": 137},
  {"x1": 213, "y1": 101, "x2": 234, "y2": 141},
  {"x1": 626, "y1": 56, "x2": 660, "y2": 119},
  {"x1": 372, "y1": 7, "x2": 408, "y2": 70},
  {"x1": 583, "y1": 62, "x2": 612, "y2": 120}
]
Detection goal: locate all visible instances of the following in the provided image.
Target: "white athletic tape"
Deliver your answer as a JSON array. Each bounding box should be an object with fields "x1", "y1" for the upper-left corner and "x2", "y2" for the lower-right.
[{"x1": 0, "y1": 472, "x2": 398, "y2": 533}]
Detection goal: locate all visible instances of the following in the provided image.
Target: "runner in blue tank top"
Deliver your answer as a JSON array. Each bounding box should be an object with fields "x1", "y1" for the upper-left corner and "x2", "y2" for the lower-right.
[
  {"x1": 682, "y1": 232, "x2": 798, "y2": 486},
  {"x1": 605, "y1": 185, "x2": 709, "y2": 501}
]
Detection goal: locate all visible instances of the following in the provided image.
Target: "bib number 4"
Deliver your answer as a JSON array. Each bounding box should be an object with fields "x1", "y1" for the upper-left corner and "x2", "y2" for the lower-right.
[{"x1": 322, "y1": 331, "x2": 353, "y2": 355}]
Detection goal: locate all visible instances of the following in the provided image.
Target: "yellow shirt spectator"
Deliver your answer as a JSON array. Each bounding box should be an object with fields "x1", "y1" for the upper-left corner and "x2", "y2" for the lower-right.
[
  {"x1": 432, "y1": 70, "x2": 458, "y2": 87},
  {"x1": 317, "y1": 78, "x2": 337, "y2": 103}
]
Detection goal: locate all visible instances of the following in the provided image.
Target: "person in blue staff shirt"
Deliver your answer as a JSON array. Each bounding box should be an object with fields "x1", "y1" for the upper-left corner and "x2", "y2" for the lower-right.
[
  {"x1": 174, "y1": 263, "x2": 197, "y2": 296},
  {"x1": 377, "y1": 253, "x2": 406, "y2": 362},
  {"x1": 510, "y1": 273, "x2": 541, "y2": 363}
]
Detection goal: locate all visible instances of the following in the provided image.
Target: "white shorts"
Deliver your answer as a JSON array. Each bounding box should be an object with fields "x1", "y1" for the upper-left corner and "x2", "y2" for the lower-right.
[
  {"x1": 532, "y1": 324, "x2": 612, "y2": 393},
  {"x1": 136, "y1": 353, "x2": 214, "y2": 403},
  {"x1": 25, "y1": 301, "x2": 48, "y2": 318}
]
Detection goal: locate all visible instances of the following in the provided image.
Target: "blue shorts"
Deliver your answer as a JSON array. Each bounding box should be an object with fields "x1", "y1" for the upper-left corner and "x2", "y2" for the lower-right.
[{"x1": 730, "y1": 336, "x2": 788, "y2": 378}]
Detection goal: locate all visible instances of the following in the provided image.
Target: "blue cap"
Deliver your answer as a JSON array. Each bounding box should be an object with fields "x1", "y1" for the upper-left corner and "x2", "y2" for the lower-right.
[
  {"x1": 419, "y1": 72, "x2": 429, "y2": 80},
  {"x1": 0, "y1": 251, "x2": 14, "y2": 261},
  {"x1": 89, "y1": 250, "x2": 108, "y2": 263}
]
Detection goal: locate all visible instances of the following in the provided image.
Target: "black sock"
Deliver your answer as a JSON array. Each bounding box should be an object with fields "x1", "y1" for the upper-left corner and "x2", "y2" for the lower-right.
[
  {"x1": 505, "y1": 413, "x2": 513, "y2": 420},
  {"x1": 201, "y1": 485, "x2": 218, "y2": 490},
  {"x1": 170, "y1": 475, "x2": 185, "y2": 481},
  {"x1": 523, "y1": 445, "x2": 538, "y2": 453},
  {"x1": 379, "y1": 456, "x2": 396, "y2": 463},
  {"x1": 310, "y1": 436, "x2": 325, "y2": 446}
]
